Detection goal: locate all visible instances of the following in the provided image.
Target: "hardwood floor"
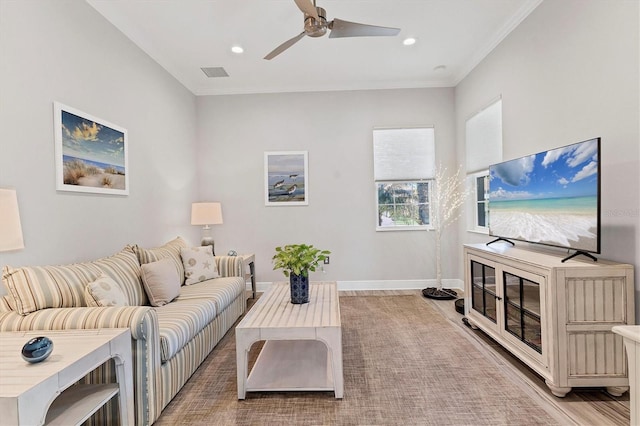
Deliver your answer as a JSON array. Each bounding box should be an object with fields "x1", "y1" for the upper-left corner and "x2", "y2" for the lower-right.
[{"x1": 340, "y1": 289, "x2": 630, "y2": 426}]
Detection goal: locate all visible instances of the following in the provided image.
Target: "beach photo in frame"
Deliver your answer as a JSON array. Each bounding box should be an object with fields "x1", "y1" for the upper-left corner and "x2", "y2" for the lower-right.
[
  {"x1": 264, "y1": 151, "x2": 308, "y2": 206},
  {"x1": 54, "y1": 102, "x2": 129, "y2": 195}
]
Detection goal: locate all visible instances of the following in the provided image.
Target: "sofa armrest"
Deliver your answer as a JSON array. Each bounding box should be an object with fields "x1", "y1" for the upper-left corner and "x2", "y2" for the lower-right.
[
  {"x1": 0, "y1": 306, "x2": 162, "y2": 425},
  {"x1": 215, "y1": 255, "x2": 246, "y2": 279},
  {"x1": 0, "y1": 305, "x2": 156, "y2": 339}
]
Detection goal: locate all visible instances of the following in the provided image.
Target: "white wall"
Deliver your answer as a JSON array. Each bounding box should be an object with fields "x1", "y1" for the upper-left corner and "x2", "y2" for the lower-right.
[
  {"x1": 455, "y1": 1, "x2": 640, "y2": 315},
  {"x1": 3, "y1": 0, "x2": 636, "y2": 303},
  {"x1": 196, "y1": 88, "x2": 458, "y2": 286},
  {"x1": 0, "y1": 0, "x2": 200, "y2": 275}
]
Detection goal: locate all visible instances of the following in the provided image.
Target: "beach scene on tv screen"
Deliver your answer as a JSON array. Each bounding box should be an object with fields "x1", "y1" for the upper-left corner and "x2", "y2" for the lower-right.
[{"x1": 489, "y1": 138, "x2": 599, "y2": 253}]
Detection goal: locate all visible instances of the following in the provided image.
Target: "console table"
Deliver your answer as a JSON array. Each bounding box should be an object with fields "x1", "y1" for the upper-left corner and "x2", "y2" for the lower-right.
[
  {"x1": 0, "y1": 328, "x2": 134, "y2": 425},
  {"x1": 613, "y1": 326, "x2": 640, "y2": 426},
  {"x1": 464, "y1": 243, "x2": 635, "y2": 397}
]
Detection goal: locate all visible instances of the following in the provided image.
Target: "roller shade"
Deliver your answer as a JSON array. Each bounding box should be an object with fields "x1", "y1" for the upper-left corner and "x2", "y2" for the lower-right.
[
  {"x1": 465, "y1": 98, "x2": 502, "y2": 173},
  {"x1": 373, "y1": 127, "x2": 435, "y2": 180}
]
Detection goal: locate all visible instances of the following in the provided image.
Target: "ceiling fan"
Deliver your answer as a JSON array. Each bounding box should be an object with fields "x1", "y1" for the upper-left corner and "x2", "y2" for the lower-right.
[{"x1": 264, "y1": 0, "x2": 401, "y2": 60}]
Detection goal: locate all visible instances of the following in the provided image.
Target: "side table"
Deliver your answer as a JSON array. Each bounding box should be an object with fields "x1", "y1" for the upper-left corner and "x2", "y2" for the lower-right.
[
  {"x1": 612, "y1": 325, "x2": 640, "y2": 426},
  {"x1": 240, "y1": 254, "x2": 256, "y2": 298},
  {"x1": 0, "y1": 328, "x2": 134, "y2": 425}
]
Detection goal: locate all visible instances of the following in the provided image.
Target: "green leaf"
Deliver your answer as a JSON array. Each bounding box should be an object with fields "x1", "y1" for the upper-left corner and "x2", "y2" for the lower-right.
[{"x1": 272, "y1": 244, "x2": 331, "y2": 278}]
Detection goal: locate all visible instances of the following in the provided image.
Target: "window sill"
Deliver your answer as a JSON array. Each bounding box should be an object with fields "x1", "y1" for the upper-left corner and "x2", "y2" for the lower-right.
[
  {"x1": 467, "y1": 228, "x2": 489, "y2": 235},
  {"x1": 376, "y1": 225, "x2": 432, "y2": 232}
]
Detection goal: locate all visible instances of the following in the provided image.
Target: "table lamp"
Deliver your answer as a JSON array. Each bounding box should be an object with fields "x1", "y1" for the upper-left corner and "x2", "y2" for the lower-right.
[
  {"x1": 0, "y1": 188, "x2": 24, "y2": 252},
  {"x1": 191, "y1": 202, "x2": 223, "y2": 255}
]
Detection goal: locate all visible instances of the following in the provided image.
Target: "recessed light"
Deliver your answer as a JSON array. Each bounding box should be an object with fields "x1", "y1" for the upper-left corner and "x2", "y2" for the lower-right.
[
  {"x1": 231, "y1": 46, "x2": 244, "y2": 54},
  {"x1": 403, "y1": 37, "x2": 416, "y2": 46}
]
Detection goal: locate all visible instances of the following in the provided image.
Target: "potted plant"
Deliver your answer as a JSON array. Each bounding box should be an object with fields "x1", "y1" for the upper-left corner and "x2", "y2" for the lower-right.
[{"x1": 272, "y1": 244, "x2": 331, "y2": 304}]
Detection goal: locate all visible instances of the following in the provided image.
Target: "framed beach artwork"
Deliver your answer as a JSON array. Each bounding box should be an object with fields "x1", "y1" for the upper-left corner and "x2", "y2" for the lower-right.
[
  {"x1": 264, "y1": 151, "x2": 308, "y2": 206},
  {"x1": 53, "y1": 102, "x2": 129, "y2": 195}
]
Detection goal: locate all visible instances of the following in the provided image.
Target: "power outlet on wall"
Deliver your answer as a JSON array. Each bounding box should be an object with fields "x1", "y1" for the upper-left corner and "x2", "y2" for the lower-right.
[{"x1": 323, "y1": 256, "x2": 330, "y2": 264}]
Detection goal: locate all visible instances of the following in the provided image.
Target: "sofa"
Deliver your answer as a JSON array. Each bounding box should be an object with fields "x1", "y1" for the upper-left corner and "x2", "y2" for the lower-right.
[{"x1": 0, "y1": 237, "x2": 247, "y2": 425}]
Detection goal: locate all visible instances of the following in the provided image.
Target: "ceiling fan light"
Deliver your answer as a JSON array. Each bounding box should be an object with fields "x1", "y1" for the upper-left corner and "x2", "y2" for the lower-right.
[
  {"x1": 403, "y1": 37, "x2": 416, "y2": 46},
  {"x1": 231, "y1": 45, "x2": 244, "y2": 54},
  {"x1": 304, "y1": 7, "x2": 327, "y2": 37}
]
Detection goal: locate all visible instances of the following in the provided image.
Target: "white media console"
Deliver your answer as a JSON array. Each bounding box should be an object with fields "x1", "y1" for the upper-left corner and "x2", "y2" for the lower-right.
[{"x1": 464, "y1": 242, "x2": 635, "y2": 397}]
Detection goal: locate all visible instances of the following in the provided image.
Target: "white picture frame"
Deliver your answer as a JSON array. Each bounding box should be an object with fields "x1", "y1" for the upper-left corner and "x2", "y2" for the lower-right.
[{"x1": 54, "y1": 102, "x2": 129, "y2": 195}]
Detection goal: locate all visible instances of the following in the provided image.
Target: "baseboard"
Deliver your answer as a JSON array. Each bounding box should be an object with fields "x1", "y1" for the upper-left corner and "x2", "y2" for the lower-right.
[{"x1": 250, "y1": 279, "x2": 464, "y2": 294}]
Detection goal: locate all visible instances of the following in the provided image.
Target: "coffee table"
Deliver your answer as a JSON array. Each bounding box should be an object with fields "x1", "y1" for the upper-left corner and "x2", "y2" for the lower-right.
[{"x1": 236, "y1": 281, "x2": 343, "y2": 399}]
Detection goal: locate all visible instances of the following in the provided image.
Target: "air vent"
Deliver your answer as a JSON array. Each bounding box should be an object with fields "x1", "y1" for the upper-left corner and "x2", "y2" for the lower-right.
[{"x1": 201, "y1": 67, "x2": 229, "y2": 78}]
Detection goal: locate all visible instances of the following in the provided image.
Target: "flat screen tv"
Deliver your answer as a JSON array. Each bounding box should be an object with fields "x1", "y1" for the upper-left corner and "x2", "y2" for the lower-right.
[{"x1": 488, "y1": 137, "x2": 600, "y2": 262}]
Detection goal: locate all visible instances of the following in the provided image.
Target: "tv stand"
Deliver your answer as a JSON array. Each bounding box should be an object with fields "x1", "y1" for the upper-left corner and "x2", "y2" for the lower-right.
[
  {"x1": 562, "y1": 250, "x2": 597, "y2": 263},
  {"x1": 486, "y1": 237, "x2": 515, "y2": 247},
  {"x1": 464, "y1": 243, "x2": 635, "y2": 397}
]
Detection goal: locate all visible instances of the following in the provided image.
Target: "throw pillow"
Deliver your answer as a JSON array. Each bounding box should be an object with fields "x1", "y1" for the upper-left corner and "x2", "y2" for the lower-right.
[
  {"x1": 180, "y1": 245, "x2": 220, "y2": 285},
  {"x1": 2, "y1": 262, "x2": 100, "y2": 315},
  {"x1": 140, "y1": 258, "x2": 180, "y2": 307},
  {"x1": 92, "y1": 245, "x2": 146, "y2": 306},
  {"x1": 2, "y1": 246, "x2": 142, "y2": 315},
  {"x1": 0, "y1": 295, "x2": 14, "y2": 313},
  {"x1": 133, "y1": 237, "x2": 188, "y2": 285},
  {"x1": 84, "y1": 273, "x2": 129, "y2": 307}
]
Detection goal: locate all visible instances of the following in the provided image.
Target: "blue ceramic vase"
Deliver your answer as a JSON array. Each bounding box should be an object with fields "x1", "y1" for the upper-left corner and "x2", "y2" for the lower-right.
[
  {"x1": 290, "y1": 273, "x2": 309, "y2": 304},
  {"x1": 21, "y1": 336, "x2": 53, "y2": 363}
]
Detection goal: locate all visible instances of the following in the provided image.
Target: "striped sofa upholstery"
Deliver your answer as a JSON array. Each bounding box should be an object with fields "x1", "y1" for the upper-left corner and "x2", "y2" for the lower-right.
[
  {"x1": 0, "y1": 247, "x2": 247, "y2": 425},
  {"x1": 2, "y1": 246, "x2": 147, "y2": 315}
]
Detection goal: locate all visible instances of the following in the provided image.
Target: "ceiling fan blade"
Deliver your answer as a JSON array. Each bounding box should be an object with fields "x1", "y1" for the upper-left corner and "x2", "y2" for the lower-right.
[
  {"x1": 264, "y1": 32, "x2": 306, "y2": 60},
  {"x1": 293, "y1": 0, "x2": 319, "y2": 20},
  {"x1": 329, "y1": 18, "x2": 400, "y2": 38}
]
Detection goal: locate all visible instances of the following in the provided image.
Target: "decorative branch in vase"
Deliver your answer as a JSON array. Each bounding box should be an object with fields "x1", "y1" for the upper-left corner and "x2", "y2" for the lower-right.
[{"x1": 423, "y1": 164, "x2": 470, "y2": 300}]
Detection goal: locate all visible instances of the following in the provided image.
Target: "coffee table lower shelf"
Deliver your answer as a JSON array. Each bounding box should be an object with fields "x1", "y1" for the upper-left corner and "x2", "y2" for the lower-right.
[{"x1": 247, "y1": 340, "x2": 335, "y2": 392}]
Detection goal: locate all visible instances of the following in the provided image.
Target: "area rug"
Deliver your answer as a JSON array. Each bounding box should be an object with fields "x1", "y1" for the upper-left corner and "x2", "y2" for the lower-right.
[{"x1": 155, "y1": 295, "x2": 563, "y2": 425}]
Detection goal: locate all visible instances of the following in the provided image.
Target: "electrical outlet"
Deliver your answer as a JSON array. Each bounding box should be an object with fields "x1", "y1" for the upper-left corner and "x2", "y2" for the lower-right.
[{"x1": 323, "y1": 256, "x2": 330, "y2": 264}]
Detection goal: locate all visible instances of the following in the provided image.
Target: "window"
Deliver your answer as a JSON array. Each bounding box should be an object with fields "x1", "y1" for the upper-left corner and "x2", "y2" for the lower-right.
[
  {"x1": 373, "y1": 128, "x2": 435, "y2": 230},
  {"x1": 377, "y1": 181, "x2": 430, "y2": 227},
  {"x1": 472, "y1": 171, "x2": 490, "y2": 229},
  {"x1": 465, "y1": 97, "x2": 502, "y2": 232},
  {"x1": 463, "y1": 171, "x2": 491, "y2": 232}
]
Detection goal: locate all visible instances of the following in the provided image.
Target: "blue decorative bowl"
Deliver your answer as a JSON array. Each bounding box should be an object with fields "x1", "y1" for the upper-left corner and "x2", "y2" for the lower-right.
[{"x1": 21, "y1": 336, "x2": 53, "y2": 363}]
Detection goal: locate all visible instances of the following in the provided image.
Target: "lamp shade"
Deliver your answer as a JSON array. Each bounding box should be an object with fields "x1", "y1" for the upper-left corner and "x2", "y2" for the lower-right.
[
  {"x1": 0, "y1": 188, "x2": 24, "y2": 251},
  {"x1": 191, "y1": 202, "x2": 223, "y2": 226}
]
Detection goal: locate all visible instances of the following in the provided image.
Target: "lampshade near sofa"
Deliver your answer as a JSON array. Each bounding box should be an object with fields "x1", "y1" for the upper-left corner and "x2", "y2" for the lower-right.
[
  {"x1": 190, "y1": 202, "x2": 223, "y2": 254},
  {"x1": 0, "y1": 188, "x2": 24, "y2": 252}
]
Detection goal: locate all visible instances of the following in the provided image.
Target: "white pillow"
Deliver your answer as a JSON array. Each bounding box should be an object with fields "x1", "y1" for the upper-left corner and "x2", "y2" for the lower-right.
[
  {"x1": 84, "y1": 273, "x2": 129, "y2": 307},
  {"x1": 180, "y1": 245, "x2": 219, "y2": 285},
  {"x1": 140, "y1": 258, "x2": 181, "y2": 307}
]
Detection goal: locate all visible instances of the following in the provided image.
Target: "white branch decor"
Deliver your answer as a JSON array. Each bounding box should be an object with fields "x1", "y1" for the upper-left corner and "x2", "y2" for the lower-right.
[{"x1": 431, "y1": 163, "x2": 471, "y2": 292}]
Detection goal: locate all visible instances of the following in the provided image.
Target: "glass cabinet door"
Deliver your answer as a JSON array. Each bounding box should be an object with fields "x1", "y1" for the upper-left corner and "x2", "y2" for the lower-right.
[
  {"x1": 504, "y1": 272, "x2": 542, "y2": 353},
  {"x1": 470, "y1": 260, "x2": 498, "y2": 323}
]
